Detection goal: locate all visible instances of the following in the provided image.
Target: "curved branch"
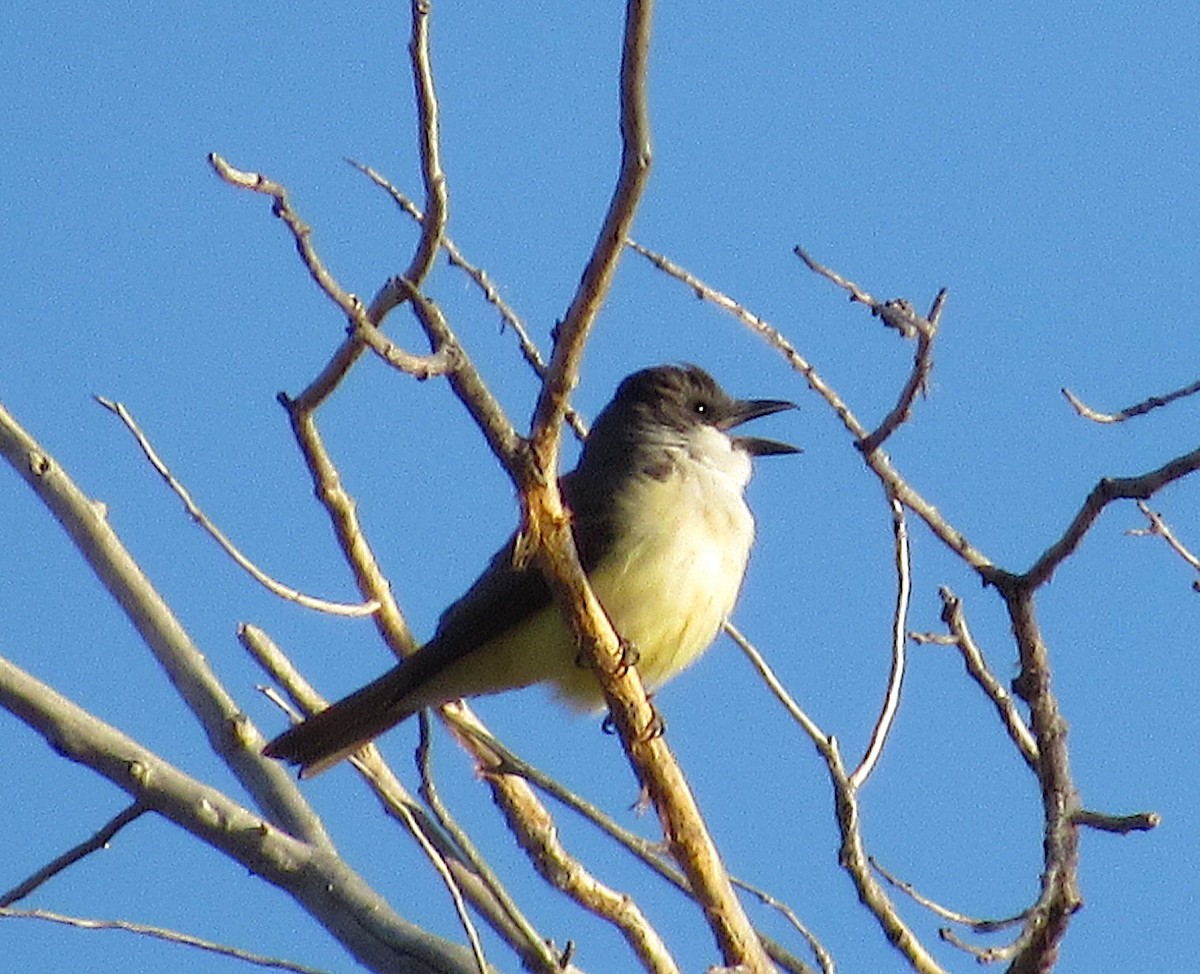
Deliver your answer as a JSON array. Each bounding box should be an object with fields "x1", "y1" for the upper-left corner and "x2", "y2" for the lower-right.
[
  {"x1": 0, "y1": 655, "x2": 488, "y2": 974},
  {"x1": 0, "y1": 400, "x2": 327, "y2": 849}
]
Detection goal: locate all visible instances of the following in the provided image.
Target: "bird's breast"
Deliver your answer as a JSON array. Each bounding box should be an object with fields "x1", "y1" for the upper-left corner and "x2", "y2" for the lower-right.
[{"x1": 552, "y1": 459, "x2": 756, "y2": 708}]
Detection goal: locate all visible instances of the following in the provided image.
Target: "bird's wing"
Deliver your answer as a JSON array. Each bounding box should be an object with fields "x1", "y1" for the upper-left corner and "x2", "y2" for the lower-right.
[{"x1": 404, "y1": 468, "x2": 617, "y2": 687}]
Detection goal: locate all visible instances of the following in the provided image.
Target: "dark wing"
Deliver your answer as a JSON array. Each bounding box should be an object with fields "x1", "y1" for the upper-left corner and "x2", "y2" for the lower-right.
[
  {"x1": 407, "y1": 467, "x2": 618, "y2": 679},
  {"x1": 263, "y1": 470, "x2": 619, "y2": 776}
]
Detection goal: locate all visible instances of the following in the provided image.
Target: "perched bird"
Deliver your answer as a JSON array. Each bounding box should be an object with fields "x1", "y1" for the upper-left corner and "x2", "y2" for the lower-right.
[{"x1": 265, "y1": 364, "x2": 798, "y2": 776}]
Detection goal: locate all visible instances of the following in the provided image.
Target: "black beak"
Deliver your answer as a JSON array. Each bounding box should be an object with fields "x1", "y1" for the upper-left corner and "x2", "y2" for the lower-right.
[{"x1": 723, "y1": 398, "x2": 801, "y2": 457}]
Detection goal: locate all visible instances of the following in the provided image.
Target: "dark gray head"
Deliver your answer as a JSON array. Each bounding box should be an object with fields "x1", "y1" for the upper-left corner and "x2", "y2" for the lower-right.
[{"x1": 582, "y1": 364, "x2": 799, "y2": 467}]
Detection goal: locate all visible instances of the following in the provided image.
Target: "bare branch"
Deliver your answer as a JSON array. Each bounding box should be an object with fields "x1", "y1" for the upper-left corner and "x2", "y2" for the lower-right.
[
  {"x1": 529, "y1": 0, "x2": 654, "y2": 461},
  {"x1": 1129, "y1": 500, "x2": 1200, "y2": 579},
  {"x1": 917, "y1": 588, "x2": 1038, "y2": 768},
  {"x1": 795, "y1": 247, "x2": 938, "y2": 340},
  {"x1": 488, "y1": 759, "x2": 682, "y2": 974},
  {"x1": 870, "y1": 857, "x2": 1028, "y2": 933},
  {"x1": 628, "y1": 239, "x2": 866, "y2": 441},
  {"x1": 726, "y1": 623, "x2": 828, "y2": 746},
  {"x1": 0, "y1": 400, "x2": 329, "y2": 849},
  {"x1": 0, "y1": 803, "x2": 146, "y2": 907},
  {"x1": 1072, "y1": 809, "x2": 1160, "y2": 834},
  {"x1": 0, "y1": 906, "x2": 333, "y2": 974},
  {"x1": 1017, "y1": 445, "x2": 1200, "y2": 589},
  {"x1": 348, "y1": 158, "x2": 590, "y2": 442},
  {"x1": 998, "y1": 593, "x2": 1082, "y2": 974},
  {"x1": 276, "y1": 399, "x2": 420, "y2": 662},
  {"x1": 242, "y1": 626, "x2": 562, "y2": 973},
  {"x1": 850, "y1": 496, "x2": 911, "y2": 788},
  {"x1": 732, "y1": 879, "x2": 830, "y2": 974},
  {"x1": 1062, "y1": 377, "x2": 1200, "y2": 424},
  {"x1": 858, "y1": 290, "x2": 946, "y2": 455},
  {"x1": 415, "y1": 716, "x2": 565, "y2": 973},
  {"x1": 727, "y1": 625, "x2": 946, "y2": 974},
  {"x1": 0, "y1": 654, "x2": 487, "y2": 974},
  {"x1": 632, "y1": 241, "x2": 997, "y2": 578},
  {"x1": 95, "y1": 396, "x2": 379, "y2": 618}
]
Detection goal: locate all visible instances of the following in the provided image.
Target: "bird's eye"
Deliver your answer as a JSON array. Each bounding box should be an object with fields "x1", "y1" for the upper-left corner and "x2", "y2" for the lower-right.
[{"x1": 692, "y1": 399, "x2": 708, "y2": 415}]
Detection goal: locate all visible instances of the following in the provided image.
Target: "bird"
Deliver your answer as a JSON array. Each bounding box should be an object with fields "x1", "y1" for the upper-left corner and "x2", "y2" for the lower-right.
[{"x1": 264, "y1": 364, "x2": 798, "y2": 776}]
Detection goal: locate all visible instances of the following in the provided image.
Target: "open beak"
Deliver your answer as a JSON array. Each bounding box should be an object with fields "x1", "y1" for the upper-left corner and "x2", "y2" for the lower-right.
[{"x1": 723, "y1": 398, "x2": 801, "y2": 457}]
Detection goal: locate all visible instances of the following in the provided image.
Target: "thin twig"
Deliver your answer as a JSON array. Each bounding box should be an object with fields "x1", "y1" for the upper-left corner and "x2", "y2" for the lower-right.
[
  {"x1": 794, "y1": 248, "x2": 932, "y2": 339},
  {"x1": 727, "y1": 625, "x2": 947, "y2": 973},
  {"x1": 0, "y1": 906, "x2": 332, "y2": 974},
  {"x1": 0, "y1": 653, "x2": 482, "y2": 973},
  {"x1": 858, "y1": 290, "x2": 946, "y2": 455},
  {"x1": 0, "y1": 803, "x2": 147, "y2": 907},
  {"x1": 1071, "y1": 809, "x2": 1160, "y2": 834},
  {"x1": 241, "y1": 625, "x2": 565, "y2": 973},
  {"x1": 631, "y1": 241, "x2": 997, "y2": 578},
  {"x1": 1062, "y1": 377, "x2": 1200, "y2": 424},
  {"x1": 627, "y1": 239, "x2": 864, "y2": 440},
  {"x1": 1016, "y1": 446, "x2": 1200, "y2": 589},
  {"x1": 0, "y1": 401, "x2": 331, "y2": 851},
  {"x1": 276, "y1": 400, "x2": 418, "y2": 661},
  {"x1": 489, "y1": 757, "x2": 683, "y2": 974},
  {"x1": 733, "y1": 879, "x2": 831, "y2": 974},
  {"x1": 1129, "y1": 500, "x2": 1200, "y2": 578},
  {"x1": 95, "y1": 397, "x2": 378, "y2": 617},
  {"x1": 725, "y1": 623, "x2": 828, "y2": 756},
  {"x1": 920, "y1": 588, "x2": 1039, "y2": 768},
  {"x1": 348, "y1": 158, "x2": 591, "y2": 443},
  {"x1": 870, "y1": 857, "x2": 1028, "y2": 933},
  {"x1": 415, "y1": 715, "x2": 563, "y2": 973},
  {"x1": 465, "y1": 724, "x2": 815, "y2": 974},
  {"x1": 850, "y1": 496, "x2": 911, "y2": 788}
]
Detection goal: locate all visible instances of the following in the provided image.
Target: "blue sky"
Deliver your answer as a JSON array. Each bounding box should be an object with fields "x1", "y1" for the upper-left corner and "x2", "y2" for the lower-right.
[{"x1": 3, "y1": 3, "x2": 1198, "y2": 973}]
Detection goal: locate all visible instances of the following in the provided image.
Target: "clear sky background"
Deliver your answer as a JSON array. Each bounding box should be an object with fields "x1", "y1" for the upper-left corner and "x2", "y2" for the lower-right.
[{"x1": 3, "y1": 3, "x2": 1198, "y2": 973}]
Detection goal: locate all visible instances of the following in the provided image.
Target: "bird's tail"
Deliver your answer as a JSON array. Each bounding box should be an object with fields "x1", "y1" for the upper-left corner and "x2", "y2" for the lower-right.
[{"x1": 263, "y1": 666, "x2": 416, "y2": 778}]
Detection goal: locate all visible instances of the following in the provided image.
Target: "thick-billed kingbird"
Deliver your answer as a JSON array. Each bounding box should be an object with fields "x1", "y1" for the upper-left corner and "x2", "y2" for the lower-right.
[{"x1": 265, "y1": 364, "x2": 798, "y2": 776}]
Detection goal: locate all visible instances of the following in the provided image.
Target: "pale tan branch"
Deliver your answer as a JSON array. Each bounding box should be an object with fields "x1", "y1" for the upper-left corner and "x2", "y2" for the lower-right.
[
  {"x1": 859, "y1": 290, "x2": 946, "y2": 455},
  {"x1": 529, "y1": 0, "x2": 654, "y2": 464},
  {"x1": 208, "y1": 153, "x2": 452, "y2": 405},
  {"x1": 95, "y1": 396, "x2": 378, "y2": 618},
  {"x1": 0, "y1": 401, "x2": 328, "y2": 849},
  {"x1": 276, "y1": 401, "x2": 418, "y2": 662},
  {"x1": 489, "y1": 764, "x2": 682, "y2": 974},
  {"x1": 850, "y1": 496, "x2": 911, "y2": 789},
  {"x1": 726, "y1": 623, "x2": 827, "y2": 745},
  {"x1": 630, "y1": 241, "x2": 996, "y2": 579},
  {"x1": 1062, "y1": 377, "x2": 1200, "y2": 424},
  {"x1": 794, "y1": 247, "x2": 935, "y2": 339},
  {"x1": 349, "y1": 159, "x2": 589, "y2": 442},
  {"x1": 243, "y1": 626, "x2": 571, "y2": 974},
  {"x1": 402, "y1": 0, "x2": 448, "y2": 288},
  {"x1": 0, "y1": 906, "x2": 332, "y2": 974},
  {"x1": 391, "y1": 280, "x2": 525, "y2": 473},
  {"x1": 627, "y1": 239, "x2": 865, "y2": 441},
  {"x1": 491, "y1": 4, "x2": 777, "y2": 972},
  {"x1": 471, "y1": 727, "x2": 815, "y2": 974},
  {"x1": 0, "y1": 654, "x2": 486, "y2": 974},
  {"x1": 0, "y1": 803, "x2": 147, "y2": 907},
  {"x1": 415, "y1": 716, "x2": 565, "y2": 973},
  {"x1": 728, "y1": 625, "x2": 946, "y2": 974},
  {"x1": 732, "y1": 879, "x2": 830, "y2": 974},
  {"x1": 207, "y1": 153, "x2": 369, "y2": 328},
  {"x1": 996, "y1": 593, "x2": 1081, "y2": 974}
]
